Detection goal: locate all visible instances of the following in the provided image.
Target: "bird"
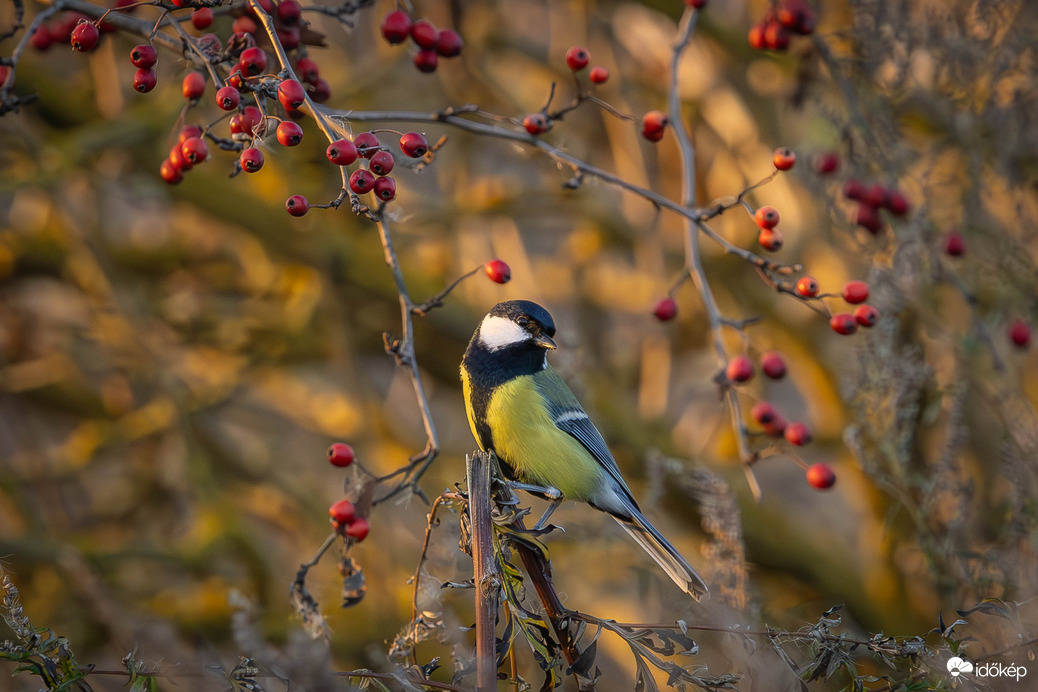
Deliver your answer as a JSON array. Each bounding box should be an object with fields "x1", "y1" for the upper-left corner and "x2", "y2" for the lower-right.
[{"x1": 460, "y1": 299, "x2": 708, "y2": 599}]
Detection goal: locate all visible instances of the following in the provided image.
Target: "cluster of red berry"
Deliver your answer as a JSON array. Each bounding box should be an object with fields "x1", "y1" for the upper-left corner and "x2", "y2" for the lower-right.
[
  {"x1": 379, "y1": 9, "x2": 462, "y2": 74},
  {"x1": 747, "y1": 0, "x2": 816, "y2": 51},
  {"x1": 793, "y1": 276, "x2": 878, "y2": 335},
  {"x1": 842, "y1": 179, "x2": 911, "y2": 234},
  {"x1": 521, "y1": 45, "x2": 610, "y2": 136},
  {"x1": 326, "y1": 443, "x2": 370, "y2": 541}
]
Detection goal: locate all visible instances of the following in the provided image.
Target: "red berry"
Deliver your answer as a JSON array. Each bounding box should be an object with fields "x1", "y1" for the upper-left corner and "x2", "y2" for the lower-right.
[
  {"x1": 747, "y1": 23, "x2": 766, "y2": 50},
  {"x1": 589, "y1": 66, "x2": 609, "y2": 84},
  {"x1": 758, "y1": 228, "x2": 784, "y2": 252},
  {"x1": 830, "y1": 313, "x2": 858, "y2": 335},
  {"x1": 754, "y1": 205, "x2": 780, "y2": 229},
  {"x1": 943, "y1": 231, "x2": 965, "y2": 257},
  {"x1": 70, "y1": 21, "x2": 99, "y2": 52},
  {"x1": 159, "y1": 159, "x2": 183, "y2": 185},
  {"x1": 277, "y1": 0, "x2": 301, "y2": 25},
  {"x1": 726, "y1": 355, "x2": 755, "y2": 383},
  {"x1": 232, "y1": 15, "x2": 258, "y2": 35},
  {"x1": 841, "y1": 280, "x2": 869, "y2": 304},
  {"x1": 856, "y1": 203, "x2": 883, "y2": 234},
  {"x1": 400, "y1": 131, "x2": 429, "y2": 158},
  {"x1": 276, "y1": 120, "x2": 304, "y2": 146},
  {"x1": 436, "y1": 29, "x2": 463, "y2": 57},
  {"x1": 641, "y1": 110, "x2": 668, "y2": 142},
  {"x1": 349, "y1": 169, "x2": 376, "y2": 194},
  {"x1": 410, "y1": 19, "x2": 438, "y2": 49},
  {"x1": 1009, "y1": 319, "x2": 1031, "y2": 348},
  {"x1": 345, "y1": 517, "x2": 370, "y2": 541},
  {"x1": 354, "y1": 132, "x2": 380, "y2": 158},
  {"x1": 763, "y1": 21, "x2": 790, "y2": 50},
  {"x1": 413, "y1": 49, "x2": 438, "y2": 73},
  {"x1": 216, "y1": 85, "x2": 240, "y2": 110},
  {"x1": 853, "y1": 304, "x2": 879, "y2": 327},
  {"x1": 31, "y1": 25, "x2": 52, "y2": 51},
  {"x1": 374, "y1": 176, "x2": 397, "y2": 202},
  {"x1": 133, "y1": 68, "x2": 157, "y2": 93},
  {"x1": 773, "y1": 146, "x2": 796, "y2": 171},
  {"x1": 795, "y1": 276, "x2": 819, "y2": 297},
  {"x1": 653, "y1": 297, "x2": 677, "y2": 321},
  {"x1": 325, "y1": 139, "x2": 358, "y2": 166},
  {"x1": 191, "y1": 7, "x2": 213, "y2": 29},
  {"x1": 686, "y1": 0, "x2": 708, "y2": 7},
  {"x1": 241, "y1": 106, "x2": 264, "y2": 135},
  {"x1": 380, "y1": 9, "x2": 412, "y2": 44},
  {"x1": 285, "y1": 194, "x2": 309, "y2": 216},
  {"x1": 763, "y1": 412, "x2": 787, "y2": 437},
  {"x1": 178, "y1": 125, "x2": 203, "y2": 145},
  {"x1": 751, "y1": 401, "x2": 777, "y2": 425},
  {"x1": 227, "y1": 68, "x2": 245, "y2": 90},
  {"x1": 329, "y1": 498, "x2": 356, "y2": 527},
  {"x1": 863, "y1": 184, "x2": 887, "y2": 208},
  {"x1": 307, "y1": 77, "x2": 331, "y2": 103},
  {"x1": 295, "y1": 57, "x2": 320, "y2": 83},
  {"x1": 484, "y1": 259, "x2": 511, "y2": 284},
  {"x1": 278, "y1": 78, "x2": 306, "y2": 111},
  {"x1": 814, "y1": 151, "x2": 840, "y2": 174},
  {"x1": 239, "y1": 46, "x2": 267, "y2": 76},
  {"x1": 181, "y1": 136, "x2": 208, "y2": 164},
  {"x1": 784, "y1": 421, "x2": 812, "y2": 446},
  {"x1": 327, "y1": 442, "x2": 354, "y2": 467},
  {"x1": 806, "y1": 463, "x2": 836, "y2": 489},
  {"x1": 523, "y1": 113, "x2": 550, "y2": 135},
  {"x1": 182, "y1": 71, "x2": 206, "y2": 100},
  {"x1": 885, "y1": 189, "x2": 910, "y2": 216},
  {"x1": 130, "y1": 44, "x2": 157, "y2": 69},
  {"x1": 760, "y1": 351, "x2": 786, "y2": 379},
  {"x1": 565, "y1": 45, "x2": 590, "y2": 71},
  {"x1": 240, "y1": 147, "x2": 264, "y2": 173},
  {"x1": 843, "y1": 179, "x2": 865, "y2": 200},
  {"x1": 778, "y1": 0, "x2": 816, "y2": 35},
  {"x1": 370, "y1": 150, "x2": 395, "y2": 176},
  {"x1": 168, "y1": 143, "x2": 192, "y2": 172}
]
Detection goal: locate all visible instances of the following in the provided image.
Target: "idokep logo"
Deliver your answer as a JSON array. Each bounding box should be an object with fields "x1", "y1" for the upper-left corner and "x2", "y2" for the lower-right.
[{"x1": 947, "y1": 656, "x2": 1028, "y2": 682}]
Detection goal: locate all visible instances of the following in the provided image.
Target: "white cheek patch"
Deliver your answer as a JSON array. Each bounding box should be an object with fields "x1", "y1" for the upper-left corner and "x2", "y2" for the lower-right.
[{"x1": 479, "y1": 315, "x2": 529, "y2": 351}]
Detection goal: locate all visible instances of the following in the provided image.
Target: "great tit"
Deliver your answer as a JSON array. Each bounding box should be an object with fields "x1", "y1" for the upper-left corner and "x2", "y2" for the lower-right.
[{"x1": 461, "y1": 299, "x2": 708, "y2": 599}]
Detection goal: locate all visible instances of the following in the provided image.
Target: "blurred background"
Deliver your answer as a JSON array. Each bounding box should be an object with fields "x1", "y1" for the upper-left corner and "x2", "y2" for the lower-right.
[{"x1": 1, "y1": 0, "x2": 1037, "y2": 689}]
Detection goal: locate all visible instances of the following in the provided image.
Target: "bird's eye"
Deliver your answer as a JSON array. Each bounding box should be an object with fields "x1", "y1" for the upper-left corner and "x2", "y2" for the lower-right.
[{"x1": 517, "y1": 317, "x2": 530, "y2": 328}]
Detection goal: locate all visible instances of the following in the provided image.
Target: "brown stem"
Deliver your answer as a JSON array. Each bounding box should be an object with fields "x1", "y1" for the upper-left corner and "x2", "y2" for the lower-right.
[{"x1": 467, "y1": 451, "x2": 501, "y2": 692}]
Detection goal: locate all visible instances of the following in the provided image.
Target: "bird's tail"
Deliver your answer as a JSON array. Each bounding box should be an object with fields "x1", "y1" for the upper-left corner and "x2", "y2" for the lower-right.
[{"x1": 615, "y1": 508, "x2": 708, "y2": 600}]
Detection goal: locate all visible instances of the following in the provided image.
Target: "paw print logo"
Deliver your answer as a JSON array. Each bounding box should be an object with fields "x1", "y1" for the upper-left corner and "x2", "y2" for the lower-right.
[{"x1": 947, "y1": 656, "x2": 974, "y2": 677}]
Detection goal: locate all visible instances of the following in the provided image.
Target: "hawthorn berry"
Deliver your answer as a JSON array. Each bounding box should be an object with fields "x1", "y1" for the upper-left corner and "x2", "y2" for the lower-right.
[
  {"x1": 181, "y1": 136, "x2": 208, "y2": 164},
  {"x1": 943, "y1": 230, "x2": 965, "y2": 257},
  {"x1": 182, "y1": 71, "x2": 205, "y2": 100},
  {"x1": 168, "y1": 143, "x2": 192, "y2": 172},
  {"x1": 795, "y1": 276, "x2": 819, "y2": 297},
  {"x1": 329, "y1": 499, "x2": 356, "y2": 528},
  {"x1": 326, "y1": 139, "x2": 358, "y2": 166},
  {"x1": 806, "y1": 463, "x2": 836, "y2": 489},
  {"x1": 413, "y1": 49, "x2": 439, "y2": 73},
  {"x1": 751, "y1": 401, "x2": 777, "y2": 425},
  {"x1": 410, "y1": 19, "x2": 438, "y2": 49},
  {"x1": 885, "y1": 189, "x2": 910, "y2": 216},
  {"x1": 327, "y1": 442, "x2": 354, "y2": 467},
  {"x1": 773, "y1": 147, "x2": 796, "y2": 170},
  {"x1": 276, "y1": 121, "x2": 304, "y2": 146},
  {"x1": 239, "y1": 47, "x2": 268, "y2": 76},
  {"x1": 31, "y1": 25, "x2": 51, "y2": 51},
  {"x1": 0, "y1": 66, "x2": 9, "y2": 87},
  {"x1": 777, "y1": 0, "x2": 816, "y2": 35},
  {"x1": 863, "y1": 184, "x2": 887, "y2": 209},
  {"x1": 1009, "y1": 319, "x2": 1031, "y2": 348},
  {"x1": 814, "y1": 151, "x2": 839, "y2": 174},
  {"x1": 216, "y1": 85, "x2": 240, "y2": 110},
  {"x1": 278, "y1": 78, "x2": 306, "y2": 111},
  {"x1": 308, "y1": 77, "x2": 331, "y2": 103},
  {"x1": 400, "y1": 132, "x2": 429, "y2": 158},
  {"x1": 758, "y1": 228, "x2": 784, "y2": 252},
  {"x1": 178, "y1": 125, "x2": 203, "y2": 145},
  {"x1": 159, "y1": 159, "x2": 183, "y2": 185},
  {"x1": 436, "y1": 29, "x2": 463, "y2": 57},
  {"x1": 842, "y1": 179, "x2": 865, "y2": 200},
  {"x1": 523, "y1": 113, "x2": 550, "y2": 135},
  {"x1": 349, "y1": 169, "x2": 376, "y2": 194},
  {"x1": 242, "y1": 106, "x2": 264, "y2": 135},
  {"x1": 285, "y1": 195, "x2": 309, "y2": 216},
  {"x1": 295, "y1": 57, "x2": 320, "y2": 83},
  {"x1": 565, "y1": 45, "x2": 590, "y2": 71},
  {"x1": 784, "y1": 421, "x2": 812, "y2": 446},
  {"x1": 484, "y1": 259, "x2": 511, "y2": 284},
  {"x1": 841, "y1": 280, "x2": 869, "y2": 304},
  {"x1": 853, "y1": 304, "x2": 879, "y2": 327},
  {"x1": 277, "y1": 0, "x2": 301, "y2": 25},
  {"x1": 856, "y1": 203, "x2": 883, "y2": 234},
  {"x1": 589, "y1": 66, "x2": 610, "y2": 84},
  {"x1": 641, "y1": 110, "x2": 668, "y2": 142},
  {"x1": 754, "y1": 205, "x2": 780, "y2": 230},
  {"x1": 191, "y1": 7, "x2": 213, "y2": 29},
  {"x1": 232, "y1": 15, "x2": 258, "y2": 35},
  {"x1": 380, "y1": 9, "x2": 412, "y2": 44},
  {"x1": 686, "y1": 0, "x2": 708, "y2": 7},
  {"x1": 761, "y1": 351, "x2": 787, "y2": 379},
  {"x1": 763, "y1": 412, "x2": 788, "y2": 437},
  {"x1": 130, "y1": 44, "x2": 157, "y2": 69},
  {"x1": 726, "y1": 355, "x2": 755, "y2": 383},
  {"x1": 354, "y1": 132, "x2": 380, "y2": 158},
  {"x1": 370, "y1": 150, "x2": 395, "y2": 176},
  {"x1": 763, "y1": 21, "x2": 790, "y2": 50},
  {"x1": 830, "y1": 313, "x2": 858, "y2": 335},
  {"x1": 240, "y1": 148, "x2": 264, "y2": 173},
  {"x1": 747, "y1": 23, "x2": 766, "y2": 50},
  {"x1": 133, "y1": 68, "x2": 157, "y2": 93},
  {"x1": 227, "y1": 68, "x2": 245, "y2": 90},
  {"x1": 70, "y1": 21, "x2": 99, "y2": 52},
  {"x1": 653, "y1": 297, "x2": 677, "y2": 321},
  {"x1": 345, "y1": 517, "x2": 370, "y2": 541},
  {"x1": 374, "y1": 176, "x2": 397, "y2": 202}
]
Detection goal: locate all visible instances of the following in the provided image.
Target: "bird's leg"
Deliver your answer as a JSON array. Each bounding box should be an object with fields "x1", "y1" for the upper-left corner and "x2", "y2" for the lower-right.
[{"x1": 505, "y1": 482, "x2": 564, "y2": 530}]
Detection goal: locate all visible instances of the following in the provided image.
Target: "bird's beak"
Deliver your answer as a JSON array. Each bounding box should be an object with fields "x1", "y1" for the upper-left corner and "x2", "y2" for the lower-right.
[{"x1": 534, "y1": 334, "x2": 557, "y2": 350}]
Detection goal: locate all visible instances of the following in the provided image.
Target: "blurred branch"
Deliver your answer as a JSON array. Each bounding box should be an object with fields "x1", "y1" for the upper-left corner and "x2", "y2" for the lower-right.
[{"x1": 467, "y1": 450, "x2": 500, "y2": 692}]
